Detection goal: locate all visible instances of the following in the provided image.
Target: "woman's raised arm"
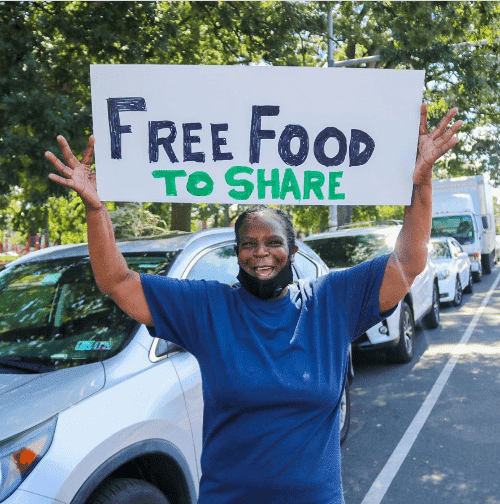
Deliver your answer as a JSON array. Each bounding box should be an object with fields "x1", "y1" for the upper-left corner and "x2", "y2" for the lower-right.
[
  {"x1": 46, "y1": 135, "x2": 153, "y2": 326},
  {"x1": 379, "y1": 104, "x2": 463, "y2": 313}
]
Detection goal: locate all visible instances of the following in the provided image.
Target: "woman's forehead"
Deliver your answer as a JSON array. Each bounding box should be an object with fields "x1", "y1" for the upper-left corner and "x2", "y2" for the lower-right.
[{"x1": 239, "y1": 212, "x2": 286, "y2": 237}]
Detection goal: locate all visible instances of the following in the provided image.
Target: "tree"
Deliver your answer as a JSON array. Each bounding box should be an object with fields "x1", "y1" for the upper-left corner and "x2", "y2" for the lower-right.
[
  {"x1": 323, "y1": 1, "x2": 500, "y2": 225},
  {"x1": 328, "y1": 2, "x2": 500, "y2": 180},
  {"x1": 2, "y1": 2, "x2": 500, "y2": 239},
  {"x1": 0, "y1": 1, "x2": 325, "y2": 236}
]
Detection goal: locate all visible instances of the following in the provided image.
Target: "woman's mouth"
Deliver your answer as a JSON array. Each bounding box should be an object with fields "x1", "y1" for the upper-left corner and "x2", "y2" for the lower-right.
[{"x1": 253, "y1": 266, "x2": 274, "y2": 278}]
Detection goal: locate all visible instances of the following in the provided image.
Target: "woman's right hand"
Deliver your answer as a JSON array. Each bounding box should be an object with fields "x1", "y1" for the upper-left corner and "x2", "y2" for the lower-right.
[{"x1": 45, "y1": 135, "x2": 101, "y2": 211}]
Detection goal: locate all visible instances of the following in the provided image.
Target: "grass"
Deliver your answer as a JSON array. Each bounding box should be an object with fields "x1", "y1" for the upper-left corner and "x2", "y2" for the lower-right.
[{"x1": 0, "y1": 254, "x2": 19, "y2": 265}]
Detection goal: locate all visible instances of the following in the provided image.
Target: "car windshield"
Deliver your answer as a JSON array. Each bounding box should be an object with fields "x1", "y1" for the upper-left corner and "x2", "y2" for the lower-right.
[
  {"x1": 306, "y1": 231, "x2": 395, "y2": 269},
  {"x1": 431, "y1": 215, "x2": 474, "y2": 245},
  {"x1": 429, "y1": 242, "x2": 451, "y2": 260},
  {"x1": 0, "y1": 253, "x2": 176, "y2": 372}
]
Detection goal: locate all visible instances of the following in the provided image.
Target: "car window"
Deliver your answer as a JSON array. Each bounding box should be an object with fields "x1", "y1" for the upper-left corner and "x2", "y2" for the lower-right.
[
  {"x1": 305, "y1": 232, "x2": 394, "y2": 269},
  {"x1": 429, "y1": 241, "x2": 451, "y2": 260},
  {"x1": 293, "y1": 251, "x2": 319, "y2": 279},
  {"x1": 450, "y1": 240, "x2": 463, "y2": 255},
  {"x1": 0, "y1": 253, "x2": 176, "y2": 371},
  {"x1": 184, "y1": 245, "x2": 239, "y2": 285}
]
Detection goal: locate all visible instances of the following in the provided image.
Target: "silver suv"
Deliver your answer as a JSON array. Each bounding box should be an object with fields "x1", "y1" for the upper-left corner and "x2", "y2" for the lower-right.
[
  {"x1": 0, "y1": 227, "x2": 337, "y2": 504},
  {"x1": 304, "y1": 223, "x2": 441, "y2": 363}
]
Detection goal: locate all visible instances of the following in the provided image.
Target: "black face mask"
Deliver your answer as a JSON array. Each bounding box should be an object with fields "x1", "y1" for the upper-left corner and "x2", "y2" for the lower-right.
[{"x1": 237, "y1": 258, "x2": 293, "y2": 300}]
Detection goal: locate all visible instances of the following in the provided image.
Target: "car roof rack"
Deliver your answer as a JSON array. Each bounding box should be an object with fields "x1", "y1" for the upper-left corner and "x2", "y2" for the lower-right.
[{"x1": 320, "y1": 220, "x2": 403, "y2": 233}]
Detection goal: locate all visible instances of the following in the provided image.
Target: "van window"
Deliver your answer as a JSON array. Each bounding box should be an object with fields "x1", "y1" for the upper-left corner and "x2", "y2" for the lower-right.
[{"x1": 431, "y1": 215, "x2": 474, "y2": 245}]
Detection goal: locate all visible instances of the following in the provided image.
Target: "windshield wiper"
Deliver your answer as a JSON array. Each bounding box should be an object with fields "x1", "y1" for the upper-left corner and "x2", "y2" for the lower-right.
[{"x1": 0, "y1": 357, "x2": 56, "y2": 374}]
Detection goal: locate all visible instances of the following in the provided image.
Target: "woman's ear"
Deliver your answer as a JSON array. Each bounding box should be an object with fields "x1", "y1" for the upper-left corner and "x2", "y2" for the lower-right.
[{"x1": 290, "y1": 245, "x2": 299, "y2": 262}]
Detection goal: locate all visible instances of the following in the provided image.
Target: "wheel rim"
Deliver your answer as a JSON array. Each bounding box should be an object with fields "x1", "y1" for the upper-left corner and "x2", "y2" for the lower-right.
[
  {"x1": 340, "y1": 387, "x2": 347, "y2": 431},
  {"x1": 433, "y1": 286, "x2": 440, "y2": 321},
  {"x1": 455, "y1": 278, "x2": 462, "y2": 304},
  {"x1": 403, "y1": 309, "x2": 413, "y2": 354}
]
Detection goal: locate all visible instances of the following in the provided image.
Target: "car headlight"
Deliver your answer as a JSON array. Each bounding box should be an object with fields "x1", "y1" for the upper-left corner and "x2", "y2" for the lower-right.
[
  {"x1": 0, "y1": 416, "x2": 57, "y2": 502},
  {"x1": 438, "y1": 270, "x2": 450, "y2": 280}
]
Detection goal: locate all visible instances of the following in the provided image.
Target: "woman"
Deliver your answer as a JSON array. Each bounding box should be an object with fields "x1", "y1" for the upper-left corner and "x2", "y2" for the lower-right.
[{"x1": 46, "y1": 104, "x2": 461, "y2": 503}]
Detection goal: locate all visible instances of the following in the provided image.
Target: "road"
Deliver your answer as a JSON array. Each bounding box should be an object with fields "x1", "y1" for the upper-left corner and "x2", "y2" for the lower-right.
[{"x1": 341, "y1": 263, "x2": 500, "y2": 504}]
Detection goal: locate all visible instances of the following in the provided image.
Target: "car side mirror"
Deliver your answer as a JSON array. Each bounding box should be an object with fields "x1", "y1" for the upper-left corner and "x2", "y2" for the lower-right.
[{"x1": 155, "y1": 338, "x2": 184, "y2": 358}]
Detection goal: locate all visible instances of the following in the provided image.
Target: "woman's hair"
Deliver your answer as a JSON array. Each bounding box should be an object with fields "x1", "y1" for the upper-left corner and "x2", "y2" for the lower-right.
[{"x1": 234, "y1": 205, "x2": 295, "y2": 255}]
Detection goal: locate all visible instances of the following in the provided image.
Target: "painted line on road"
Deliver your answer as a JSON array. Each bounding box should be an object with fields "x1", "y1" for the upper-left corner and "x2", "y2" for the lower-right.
[{"x1": 360, "y1": 269, "x2": 500, "y2": 504}]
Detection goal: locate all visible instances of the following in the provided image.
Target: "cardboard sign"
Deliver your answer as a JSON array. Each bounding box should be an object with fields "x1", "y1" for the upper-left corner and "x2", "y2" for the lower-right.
[{"x1": 90, "y1": 65, "x2": 424, "y2": 205}]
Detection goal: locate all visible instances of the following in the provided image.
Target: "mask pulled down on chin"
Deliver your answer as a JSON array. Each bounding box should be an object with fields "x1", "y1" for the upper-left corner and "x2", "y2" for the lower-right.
[{"x1": 237, "y1": 259, "x2": 293, "y2": 300}]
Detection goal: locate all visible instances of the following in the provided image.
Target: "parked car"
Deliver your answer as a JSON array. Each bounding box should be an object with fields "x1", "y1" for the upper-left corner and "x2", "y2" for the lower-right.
[
  {"x1": 304, "y1": 223, "x2": 441, "y2": 364},
  {"x1": 0, "y1": 227, "x2": 354, "y2": 504},
  {"x1": 428, "y1": 237, "x2": 473, "y2": 306}
]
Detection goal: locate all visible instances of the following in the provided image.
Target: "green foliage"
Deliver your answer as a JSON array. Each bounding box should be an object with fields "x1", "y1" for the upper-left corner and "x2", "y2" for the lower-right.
[
  {"x1": 494, "y1": 196, "x2": 500, "y2": 235},
  {"x1": 47, "y1": 192, "x2": 87, "y2": 244},
  {"x1": 282, "y1": 205, "x2": 330, "y2": 235},
  {"x1": 108, "y1": 203, "x2": 168, "y2": 239},
  {"x1": 1, "y1": 1, "x2": 500, "y2": 240},
  {"x1": 328, "y1": 1, "x2": 500, "y2": 184},
  {"x1": 352, "y1": 205, "x2": 405, "y2": 224}
]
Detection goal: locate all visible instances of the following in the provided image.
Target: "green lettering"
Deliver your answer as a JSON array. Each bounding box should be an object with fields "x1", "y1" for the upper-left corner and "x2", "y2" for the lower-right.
[
  {"x1": 186, "y1": 171, "x2": 214, "y2": 196},
  {"x1": 304, "y1": 171, "x2": 325, "y2": 200},
  {"x1": 280, "y1": 168, "x2": 301, "y2": 201},
  {"x1": 329, "y1": 171, "x2": 345, "y2": 200},
  {"x1": 257, "y1": 168, "x2": 280, "y2": 199},
  {"x1": 152, "y1": 170, "x2": 187, "y2": 196},
  {"x1": 225, "y1": 166, "x2": 254, "y2": 200}
]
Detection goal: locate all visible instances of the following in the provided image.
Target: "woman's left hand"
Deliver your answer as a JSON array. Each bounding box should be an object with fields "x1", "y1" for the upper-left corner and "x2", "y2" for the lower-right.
[{"x1": 414, "y1": 103, "x2": 462, "y2": 186}]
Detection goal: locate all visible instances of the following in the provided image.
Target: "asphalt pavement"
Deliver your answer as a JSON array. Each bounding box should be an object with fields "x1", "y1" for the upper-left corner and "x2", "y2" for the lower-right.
[{"x1": 341, "y1": 264, "x2": 500, "y2": 504}]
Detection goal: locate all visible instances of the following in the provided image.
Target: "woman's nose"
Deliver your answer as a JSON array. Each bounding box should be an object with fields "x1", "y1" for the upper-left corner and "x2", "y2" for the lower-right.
[{"x1": 254, "y1": 242, "x2": 269, "y2": 256}]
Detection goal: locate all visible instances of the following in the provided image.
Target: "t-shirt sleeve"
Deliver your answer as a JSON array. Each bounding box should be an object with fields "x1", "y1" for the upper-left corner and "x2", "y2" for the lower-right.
[
  {"x1": 329, "y1": 254, "x2": 397, "y2": 342},
  {"x1": 140, "y1": 273, "x2": 209, "y2": 354}
]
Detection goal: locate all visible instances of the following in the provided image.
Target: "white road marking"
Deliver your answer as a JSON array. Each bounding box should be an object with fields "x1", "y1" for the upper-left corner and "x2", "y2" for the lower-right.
[{"x1": 360, "y1": 269, "x2": 500, "y2": 504}]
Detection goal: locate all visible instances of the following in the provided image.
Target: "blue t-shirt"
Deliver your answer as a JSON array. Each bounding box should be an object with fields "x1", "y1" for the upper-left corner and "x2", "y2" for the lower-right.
[{"x1": 141, "y1": 254, "x2": 394, "y2": 504}]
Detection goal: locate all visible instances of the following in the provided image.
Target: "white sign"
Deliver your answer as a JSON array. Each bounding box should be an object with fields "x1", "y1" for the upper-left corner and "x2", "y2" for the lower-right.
[{"x1": 90, "y1": 65, "x2": 424, "y2": 205}]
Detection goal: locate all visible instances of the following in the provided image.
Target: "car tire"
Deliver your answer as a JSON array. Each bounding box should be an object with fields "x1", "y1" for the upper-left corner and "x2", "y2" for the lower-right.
[
  {"x1": 423, "y1": 283, "x2": 440, "y2": 329},
  {"x1": 88, "y1": 478, "x2": 170, "y2": 504},
  {"x1": 452, "y1": 276, "x2": 462, "y2": 307},
  {"x1": 340, "y1": 379, "x2": 351, "y2": 445},
  {"x1": 387, "y1": 301, "x2": 415, "y2": 364},
  {"x1": 463, "y1": 269, "x2": 473, "y2": 294}
]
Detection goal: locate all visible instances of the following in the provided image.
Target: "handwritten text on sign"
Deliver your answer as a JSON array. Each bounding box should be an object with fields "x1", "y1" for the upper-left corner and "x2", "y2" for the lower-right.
[{"x1": 90, "y1": 65, "x2": 425, "y2": 205}]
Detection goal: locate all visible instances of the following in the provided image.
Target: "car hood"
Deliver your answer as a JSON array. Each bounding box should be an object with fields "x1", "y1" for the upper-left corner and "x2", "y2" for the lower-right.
[
  {"x1": 432, "y1": 259, "x2": 453, "y2": 270},
  {"x1": 0, "y1": 362, "x2": 105, "y2": 441}
]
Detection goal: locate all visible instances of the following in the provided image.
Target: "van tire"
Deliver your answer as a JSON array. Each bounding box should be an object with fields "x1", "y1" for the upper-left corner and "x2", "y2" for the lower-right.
[
  {"x1": 88, "y1": 478, "x2": 170, "y2": 504},
  {"x1": 482, "y1": 253, "x2": 492, "y2": 275},
  {"x1": 472, "y1": 264, "x2": 482, "y2": 283}
]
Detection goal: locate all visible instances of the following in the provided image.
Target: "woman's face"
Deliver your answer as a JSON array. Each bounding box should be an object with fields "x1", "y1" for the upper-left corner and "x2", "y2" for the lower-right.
[{"x1": 237, "y1": 212, "x2": 298, "y2": 280}]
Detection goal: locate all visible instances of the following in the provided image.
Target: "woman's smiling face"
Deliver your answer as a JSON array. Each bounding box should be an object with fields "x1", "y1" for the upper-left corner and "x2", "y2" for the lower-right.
[{"x1": 237, "y1": 212, "x2": 297, "y2": 280}]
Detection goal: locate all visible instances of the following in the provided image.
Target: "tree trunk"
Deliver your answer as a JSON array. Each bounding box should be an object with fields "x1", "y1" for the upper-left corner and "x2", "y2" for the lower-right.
[
  {"x1": 337, "y1": 205, "x2": 353, "y2": 227},
  {"x1": 171, "y1": 203, "x2": 191, "y2": 231}
]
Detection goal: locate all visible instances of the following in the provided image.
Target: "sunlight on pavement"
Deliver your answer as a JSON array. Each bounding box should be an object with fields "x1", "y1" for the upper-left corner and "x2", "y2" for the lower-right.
[{"x1": 421, "y1": 471, "x2": 447, "y2": 484}]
